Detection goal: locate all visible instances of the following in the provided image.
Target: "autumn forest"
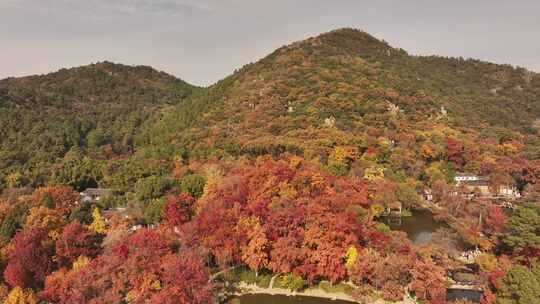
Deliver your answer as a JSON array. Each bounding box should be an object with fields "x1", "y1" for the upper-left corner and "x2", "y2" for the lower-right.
[{"x1": 0, "y1": 29, "x2": 539, "y2": 304}]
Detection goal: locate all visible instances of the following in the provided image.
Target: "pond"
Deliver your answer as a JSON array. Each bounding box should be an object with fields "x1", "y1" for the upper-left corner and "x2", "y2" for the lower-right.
[
  {"x1": 228, "y1": 295, "x2": 356, "y2": 304},
  {"x1": 446, "y1": 289, "x2": 483, "y2": 303},
  {"x1": 228, "y1": 290, "x2": 483, "y2": 304},
  {"x1": 382, "y1": 209, "x2": 444, "y2": 245}
]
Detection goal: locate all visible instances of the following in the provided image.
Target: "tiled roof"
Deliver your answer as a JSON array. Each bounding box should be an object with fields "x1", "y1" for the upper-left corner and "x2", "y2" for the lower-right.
[
  {"x1": 81, "y1": 188, "x2": 112, "y2": 196},
  {"x1": 461, "y1": 180, "x2": 490, "y2": 187}
]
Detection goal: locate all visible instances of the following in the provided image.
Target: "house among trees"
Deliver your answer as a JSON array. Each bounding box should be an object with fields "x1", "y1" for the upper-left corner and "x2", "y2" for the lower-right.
[
  {"x1": 454, "y1": 173, "x2": 520, "y2": 199},
  {"x1": 387, "y1": 201, "x2": 403, "y2": 216},
  {"x1": 423, "y1": 188, "x2": 434, "y2": 201},
  {"x1": 498, "y1": 185, "x2": 521, "y2": 199},
  {"x1": 455, "y1": 173, "x2": 489, "y2": 183},
  {"x1": 80, "y1": 188, "x2": 112, "y2": 203}
]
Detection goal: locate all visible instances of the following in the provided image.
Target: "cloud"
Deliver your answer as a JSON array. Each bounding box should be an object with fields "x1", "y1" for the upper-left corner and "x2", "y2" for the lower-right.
[{"x1": 1, "y1": 0, "x2": 215, "y2": 17}]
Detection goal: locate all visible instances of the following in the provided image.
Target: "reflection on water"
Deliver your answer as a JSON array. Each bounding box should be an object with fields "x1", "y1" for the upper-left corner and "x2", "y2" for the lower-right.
[
  {"x1": 446, "y1": 289, "x2": 483, "y2": 302},
  {"x1": 382, "y1": 209, "x2": 443, "y2": 245},
  {"x1": 229, "y1": 295, "x2": 355, "y2": 304}
]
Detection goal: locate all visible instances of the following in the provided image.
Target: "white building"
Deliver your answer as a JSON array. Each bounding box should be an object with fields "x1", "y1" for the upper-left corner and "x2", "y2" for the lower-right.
[
  {"x1": 454, "y1": 174, "x2": 488, "y2": 184},
  {"x1": 454, "y1": 173, "x2": 520, "y2": 199}
]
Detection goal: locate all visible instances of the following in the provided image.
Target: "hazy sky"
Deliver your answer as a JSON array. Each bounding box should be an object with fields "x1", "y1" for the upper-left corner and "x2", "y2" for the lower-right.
[{"x1": 1, "y1": 0, "x2": 539, "y2": 86}]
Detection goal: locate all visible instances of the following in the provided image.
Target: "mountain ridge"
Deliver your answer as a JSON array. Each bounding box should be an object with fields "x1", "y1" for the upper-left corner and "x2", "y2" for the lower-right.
[
  {"x1": 0, "y1": 61, "x2": 196, "y2": 110},
  {"x1": 0, "y1": 28, "x2": 539, "y2": 188},
  {"x1": 137, "y1": 28, "x2": 539, "y2": 161}
]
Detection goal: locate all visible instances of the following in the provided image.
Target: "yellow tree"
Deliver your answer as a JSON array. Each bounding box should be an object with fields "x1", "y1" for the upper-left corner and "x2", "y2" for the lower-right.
[
  {"x1": 0, "y1": 284, "x2": 8, "y2": 303},
  {"x1": 331, "y1": 146, "x2": 358, "y2": 163},
  {"x1": 201, "y1": 165, "x2": 222, "y2": 198},
  {"x1": 345, "y1": 246, "x2": 358, "y2": 269},
  {"x1": 89, "y1": 208, "x2": 106, "y2": 234},
  {"x1": 4, "y1": 173, "x2": 23, "y2": 189},
  {"x1": 475, "y1": 253, "x2": 498, "y2": 272},
  {"x1": 363, "y1": 166, "x2": 385, "y2": 182},
  {"x1": 24, "y1": 206, "x2": 64, "y2": 240},
  {"x1": 3, "y1": 287, "x2": 37, "y2": 304},
  {"x1": 425, "y1": 162, "x2": 447, "y2": 185},
  {"x1": 72, "y1": 256, "x2": 91, "y2": 271}
]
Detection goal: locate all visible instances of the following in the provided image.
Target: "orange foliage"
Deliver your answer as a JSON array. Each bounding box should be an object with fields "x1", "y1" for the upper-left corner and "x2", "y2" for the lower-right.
[{"x1": 31, "y1": 186, "x2": 78, "y2": 215}]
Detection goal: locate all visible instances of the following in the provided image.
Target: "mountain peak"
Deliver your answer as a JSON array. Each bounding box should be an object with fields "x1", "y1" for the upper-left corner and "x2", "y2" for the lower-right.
[
  {"x1": 286, "y1": 28, "x2": 393, "y2": 57},
  {"x1": 151, "y1": 28, "x2": 540, "y2": 158},
  {"x1": 316, "y1": 28, "x2": 388, "y2": 46},
  {"x1": 0, "y1": 61, "x2": 195, "y2": 110}
]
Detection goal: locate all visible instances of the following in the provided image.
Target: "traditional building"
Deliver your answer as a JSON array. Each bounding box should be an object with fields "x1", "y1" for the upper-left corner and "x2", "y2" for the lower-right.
[
  {"x1": 80, "y1": 188, "x2": 112, "y2": 203},
  {"x1": 386, "y1": 201, "x2": 403, "y2": 216},
  {"x1": 454, "y1": 174, "x2": 520, "y2": 199},
  {"x1": 454, "y1": 173, "x2": 488, "y2": 183},
  {"x1": 423, "y1": 188, "x2": 433, "y2": 201},
  {"x1": 498, "y1": 185, "x2": 521, "y2": 199}
]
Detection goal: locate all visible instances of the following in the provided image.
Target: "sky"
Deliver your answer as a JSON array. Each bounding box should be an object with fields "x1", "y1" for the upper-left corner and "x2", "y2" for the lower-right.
[{"x1": 1, "y1": 0, "x2": 539, "y2": 86}]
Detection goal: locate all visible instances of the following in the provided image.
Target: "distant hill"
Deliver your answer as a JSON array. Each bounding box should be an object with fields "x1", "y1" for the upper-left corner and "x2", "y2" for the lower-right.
[
  {"x1": 0, "y1": 61, "x2": 195, "y2": 112},
  {"x1": 0, "y1": 62, "x2": 197, "y2": 186}
]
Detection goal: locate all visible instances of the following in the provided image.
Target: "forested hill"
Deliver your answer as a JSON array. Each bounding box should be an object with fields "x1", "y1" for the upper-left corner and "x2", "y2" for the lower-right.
[
  {"x1": 1, "y1": 28, "x2": 540, "y2": 190},
  {"x1": 317, "y1": 28, "x2": 540, "y2": 132},
  {"x1": 143, "y1": 28, "x2": 540, "y2": 160},
  {"x1": 1, "y1": 28, "x2": 540, "y2": 304},
  {"x1": 0, "y1": 62, "x2": 197, "y2": 188},
  {"x1": 0, "y1": 61, "x2": 195, "y2": 111}
]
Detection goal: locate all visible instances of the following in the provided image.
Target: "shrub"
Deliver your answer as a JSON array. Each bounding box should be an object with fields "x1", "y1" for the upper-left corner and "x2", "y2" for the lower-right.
[
  {"x1": 375, "y1": 222, "x2": 391, "y2": 234},
  {"x1": 325, "y1": 160, "x2": 350, "y2": 176},
  {"x1": 0, "y1": 205, "x2": 27, "y2": 241},
  {"x1": 276, "y1": 274, "x2": 307, "y2": 291},
  {"x1": 180, "y1": 174, "x2": 206, "y2": 198},
  {"x1": 239, "y1": 269, "x2": 257, "y2": 284},
  {"x1": 143, "y1": 199, "x2": 166, "y2": 225},
  {"x1": 256, "y1": 274, "x2": 273, "y2": 288}
]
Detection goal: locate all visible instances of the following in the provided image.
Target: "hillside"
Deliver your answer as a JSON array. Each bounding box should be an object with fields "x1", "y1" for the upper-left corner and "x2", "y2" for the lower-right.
[
  {"x1": 1, "y1": 29, "x2": 539, "y2": 189},
  {"x1": 0, "y1": 62, "x2": 197, "y2": 188},
  {"x1": 142, "y1": 29, "x2": 540, "y2": 161},
  {"x1": 0, "y1": 28, "x2": 539, "y2": 304}
]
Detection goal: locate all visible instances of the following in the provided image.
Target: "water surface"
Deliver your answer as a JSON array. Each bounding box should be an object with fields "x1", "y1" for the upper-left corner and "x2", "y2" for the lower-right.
[
  {"x1": 446, "y1": 289, "x2": 482, "y2": 302},
  {"x1": 382, "y1": 209, "x2": 443, "y2": 245},
  {"x1": 229, "y1": 294, "x2": 355, "y2": 304}
]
